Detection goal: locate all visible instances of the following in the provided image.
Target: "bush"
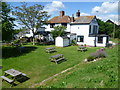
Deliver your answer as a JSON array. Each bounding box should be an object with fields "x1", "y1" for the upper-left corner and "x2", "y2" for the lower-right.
[
  {"x1": 87, "y1": 56, "x2": 96, "y2": 62},
  {"x1": 87, "y1": 48, "x2": 108, "y2": 62},
  {"x1": 71, "y1": 40, "x2": 77, "y2": 46},
  {"x1": 97, "y1": 51, "x2": 108, "y2": 58}
]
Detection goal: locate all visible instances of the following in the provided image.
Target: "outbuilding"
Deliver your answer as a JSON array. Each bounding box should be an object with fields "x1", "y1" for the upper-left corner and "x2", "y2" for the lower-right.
[{"x1": 55, "y1": 36, "x2": 70, "y2": 47}]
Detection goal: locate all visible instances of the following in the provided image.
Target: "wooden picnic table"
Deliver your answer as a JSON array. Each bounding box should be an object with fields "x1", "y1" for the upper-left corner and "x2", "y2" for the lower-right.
[
  {"x1": 50, "y1": 54, "x2": 65, "y2": 64},
  {"x1": 1, "y1": 69, "x2": 26, "y2": 87},
  {"x1": 45, "y1": 47, "x2": 56, "y2": 53}
]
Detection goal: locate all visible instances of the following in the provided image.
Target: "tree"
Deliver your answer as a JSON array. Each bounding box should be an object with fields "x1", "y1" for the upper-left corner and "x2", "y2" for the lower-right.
[
  {"x1": 97, "y1": 18, "x2": 120, "y2": 39},
  {"x1": 51, "y1": 25, "x2": 66, "y2": 39},
  {"x1": 12, "y1": 2, "x2": 50, "y2": 45},
  {"x1": 97, "y1": 19, "x2": 114, "y2": 37},
  {"x1": 1, "y1": 2, "x2": 15, "y2": 41}
]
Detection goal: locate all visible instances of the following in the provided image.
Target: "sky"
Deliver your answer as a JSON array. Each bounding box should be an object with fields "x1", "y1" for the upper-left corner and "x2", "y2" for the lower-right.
[{"x1": 7, "y1": 1, "x2": 119, "y2": 29}]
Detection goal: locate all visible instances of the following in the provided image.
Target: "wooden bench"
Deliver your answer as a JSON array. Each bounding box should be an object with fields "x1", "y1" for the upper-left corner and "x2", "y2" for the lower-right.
[
  {"x1": 46, "y1": 47, "x2": 56, "y2": 53},
  {"x1": 49, "y1": 54, "x2": 65, "y2": 64},
  {"x1": 77, "y1": 46, "x2": 87, "y2": 52},
  {"x1": 1, "y1": 76, "x2": 14, "y2": 84}
]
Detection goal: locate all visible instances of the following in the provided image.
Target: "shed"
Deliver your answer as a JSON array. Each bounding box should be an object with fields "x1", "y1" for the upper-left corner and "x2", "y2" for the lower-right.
[{"x1": 55, "y1": 36, "x2": 70, "y2": 47}]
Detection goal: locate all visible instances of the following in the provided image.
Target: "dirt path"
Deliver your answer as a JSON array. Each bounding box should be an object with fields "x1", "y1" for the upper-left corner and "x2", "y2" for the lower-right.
[{"x1": 29, "y1": 63, "x2": 82, "y2": 88}]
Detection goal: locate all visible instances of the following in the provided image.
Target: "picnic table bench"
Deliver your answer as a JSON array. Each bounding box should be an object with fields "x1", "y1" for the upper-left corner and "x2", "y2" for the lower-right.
[
  {"x1": 77, "y1": 46, "x2": 87, "y2": 52},
  {"x1": 45, "y1": 47, "x2": 56, "y2": 53},
  {"x1": 49, "y1": 54, "x2": 65, "y2": 64},
  {"x1": 1, "y1": 76, "x2": 14, "y2": 83},
  {"x1": 1, "y1": 69, "x2": 26, "y2": 87}
]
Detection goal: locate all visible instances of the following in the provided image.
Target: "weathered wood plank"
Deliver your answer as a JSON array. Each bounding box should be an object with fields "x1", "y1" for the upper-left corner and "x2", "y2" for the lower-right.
[{"x1": 1, "y1": 76, "x2": 13, "y2": 83}]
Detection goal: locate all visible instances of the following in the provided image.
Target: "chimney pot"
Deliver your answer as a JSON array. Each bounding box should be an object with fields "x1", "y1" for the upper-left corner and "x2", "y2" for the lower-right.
[
  {"x1": 71, "y1": 14, "x2": 74, "y2": 22},
  {"x1": 60, "y1": 11, "x2": 65, "y2": 17},
  {"x1": 72, "y1": 14, "x2": 74, "y2": 17},
  {"x1": 76, "y1": 10, "x2": 80, "y2": 18}
]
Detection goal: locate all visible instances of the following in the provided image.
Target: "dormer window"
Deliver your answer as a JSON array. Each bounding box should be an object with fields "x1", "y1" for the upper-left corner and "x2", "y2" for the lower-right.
[
  {"x1": 50, "y1": 24, "x2": 55, "y2": 28},
  {"x1": 93, "y1": 25, "x2": 97, "y2": 34}
]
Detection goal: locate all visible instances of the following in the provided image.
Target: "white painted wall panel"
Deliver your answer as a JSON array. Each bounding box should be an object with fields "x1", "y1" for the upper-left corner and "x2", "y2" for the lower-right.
[{"x1": 55, "y1": 37, "x2": 63, "y2": 47}]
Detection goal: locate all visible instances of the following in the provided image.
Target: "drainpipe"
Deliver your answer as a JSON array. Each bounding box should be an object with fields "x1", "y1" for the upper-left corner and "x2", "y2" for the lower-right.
[{"x1": 94, "y1": 32, "x2": 97, "y2": 47}]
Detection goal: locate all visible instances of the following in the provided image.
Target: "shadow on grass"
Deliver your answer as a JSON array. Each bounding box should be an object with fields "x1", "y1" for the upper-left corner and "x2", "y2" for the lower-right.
[
  {"x1": 2, "y1": 46, "x2": 37, "y2": 59},
  {"x1": 12, "y1": 75, "x2": 30, "y2": 87},
  {"x1": 51, "y1": 59, "x2": 67, "y2": 64}
]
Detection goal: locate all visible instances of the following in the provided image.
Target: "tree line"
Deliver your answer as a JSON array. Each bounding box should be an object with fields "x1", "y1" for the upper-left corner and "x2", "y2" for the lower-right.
[{"x1": 97, "y1": 19, "x2": 120, "y2": 39}]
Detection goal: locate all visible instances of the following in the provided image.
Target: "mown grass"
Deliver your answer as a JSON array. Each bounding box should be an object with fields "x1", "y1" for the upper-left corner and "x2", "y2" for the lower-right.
[
  {"x1": 2, "y1": 44, "x2": 101, "y2": 88},
  {"x1": 2, "y1": 42, "x2": 118, "y2": 88},
  {"x1": 37, "y1": 45, "x2": 118, "y2": 88}
]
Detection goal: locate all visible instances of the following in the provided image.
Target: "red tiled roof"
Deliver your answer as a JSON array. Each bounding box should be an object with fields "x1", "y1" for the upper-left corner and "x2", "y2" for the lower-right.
[
  {"x1": 48, "y1": 15, "x2": 96, "y2": 24},
  {"x1": 48, "y1": 16, "x2": 71, "y2": 23}
]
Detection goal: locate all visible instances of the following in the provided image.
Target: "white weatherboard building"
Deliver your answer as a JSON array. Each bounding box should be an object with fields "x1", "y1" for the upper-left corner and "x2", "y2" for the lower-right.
[
  {"x1": 44, "y1": 10, "x2": 109, "y2": 47},
  {"x1": 55, "y1": 36, "x2": 70, "y2": 47}
]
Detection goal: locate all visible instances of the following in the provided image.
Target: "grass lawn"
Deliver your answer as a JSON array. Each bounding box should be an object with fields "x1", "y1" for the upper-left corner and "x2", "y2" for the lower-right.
[
  {"x1": 38, "y1": 45, "x2": 118, "y2": 88},
  {"x1": 1, "y1": 43, "x2": 118, "y2": 88}
]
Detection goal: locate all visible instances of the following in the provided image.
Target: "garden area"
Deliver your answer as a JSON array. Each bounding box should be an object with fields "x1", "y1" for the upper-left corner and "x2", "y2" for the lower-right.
[{"x1": 1, "y1": 39, "x2": 119, "y2": 88}]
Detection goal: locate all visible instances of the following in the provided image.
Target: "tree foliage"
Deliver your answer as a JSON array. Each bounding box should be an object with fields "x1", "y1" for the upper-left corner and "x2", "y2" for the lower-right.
[
  {"x1": 1, "y1": 2, "x2": 15, "y2": 41},
  {"x1": 51, "y1": 25, "x2": 66, "y2": 39},
  {"x1": 12, "y1": 2, "x2": 50, "y2": 45},
  {"x1": 97, "y1": 18, "x2": 120, "y2": 38}
]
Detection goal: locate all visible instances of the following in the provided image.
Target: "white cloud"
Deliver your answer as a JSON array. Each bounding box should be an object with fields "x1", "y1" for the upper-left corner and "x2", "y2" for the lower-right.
[
  {"x1": 97, "y1": 14, "x2": 119, "y2": 25},
  {"x1": 81, "y1": 12, "x2": 90, "y2": 16},
  {"x1": 44, "y1": 1, "x2": 65, "y2": 15},
  {"x1": 92, "y1": 2, "x2": 118, "y2": 14}
]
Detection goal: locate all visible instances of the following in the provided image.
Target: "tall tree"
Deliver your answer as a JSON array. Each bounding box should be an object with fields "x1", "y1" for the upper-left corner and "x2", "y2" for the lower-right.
[
  {"x1": 1, "y1": 2, "x2": 15, "y2": 41},
  {"x1": 97, "y1": 18, "x2": 120, "y2": 38},
  {"x1": 97, "y1": 18, "x2": 114, "y2": 37},
  {"x1": 12, "y1": 2, "x2": 50, "y2": 45},
  {"x1": 51, "y1": 25, "x2": 66, "y2": 39}
]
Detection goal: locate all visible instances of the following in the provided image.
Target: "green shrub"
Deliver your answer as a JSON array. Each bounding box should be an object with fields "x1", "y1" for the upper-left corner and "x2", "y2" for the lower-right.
[{"x1": 71, "y1": 40, "x2": 77, "y2": 46}]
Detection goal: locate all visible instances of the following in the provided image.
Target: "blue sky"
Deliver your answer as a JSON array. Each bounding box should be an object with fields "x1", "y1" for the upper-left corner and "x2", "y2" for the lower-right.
[{"x1": 7, "y1": 1, "x2": 119, "y2": 29}]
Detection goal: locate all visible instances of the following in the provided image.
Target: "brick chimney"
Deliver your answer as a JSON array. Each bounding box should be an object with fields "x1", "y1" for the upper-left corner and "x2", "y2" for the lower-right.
[
  {"x1": 71, "y1": 14, "x2": 74, "y2": 22},
  {"x1": 76, "y1": 10, "x2": 80, "y2": 18},
  {"x1": 60, "y1": 11, "x2": 65, "y2": 17}
]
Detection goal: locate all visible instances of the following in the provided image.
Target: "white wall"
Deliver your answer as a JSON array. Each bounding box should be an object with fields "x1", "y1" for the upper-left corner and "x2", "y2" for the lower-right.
[
  {"x1": 55, "y1": 37, "x2": 70, "y2": 47},
  {"x1": 45, "y1": 23, "x2": 71, "y2": 32},
  {"x1": 77, "y1": 36, "x2": 107, "y2": 47},
  {"x1": 71, "y1": 24, "x2": 90, "y2": 45},
  {"x1": 66, "y1": 23, "x2": 71, "y2": 32},
  {"x1": 45, "y1": 24, "x2": 54, "y2": 32},
  {"x1": 96, "y1": 37, "x2": 107, "y2": 47},
  {"x1": 71, "y1": 24, "x2": 89, "y2": 35},
  {"x1": 70, "y1": 22, "x2": 106, "y2": 47},
  {"x1": 55, "y1": 37, "x2": 63, "y2": 47}
]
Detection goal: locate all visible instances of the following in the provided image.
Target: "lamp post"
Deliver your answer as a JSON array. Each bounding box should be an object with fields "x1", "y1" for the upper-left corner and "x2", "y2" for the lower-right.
[
  {"x1": 113, "y1": 16, "x2": 115, "y2": 39},
  {"x1": 94, "y1": 28, "x2": 97, "y2": 47}
]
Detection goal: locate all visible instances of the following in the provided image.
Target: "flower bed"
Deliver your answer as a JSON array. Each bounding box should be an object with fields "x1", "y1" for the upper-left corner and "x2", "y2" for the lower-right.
[{"x1": 86, "y1": 48, "x2": 107, "y2": 62}]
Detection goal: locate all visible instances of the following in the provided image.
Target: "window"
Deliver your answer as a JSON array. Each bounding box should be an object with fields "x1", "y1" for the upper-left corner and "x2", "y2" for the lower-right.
[
  {"x1": 50, "y1": 24, "x2": 55, "y2": 28},
  {"x1": 98, "y1": 36, "x2": 103, "y2": 43},
  {"x1": 93, "y1": 25, "x2": 97, "y2": 34},
  {"x1": 89, "y1": 25, "x2": 91, "y2": 34},
  {"x1": 61, "y1": 23, "x2": 67, "y2": 27},
  {"x1": 77, "y1": 36, "x2": 84, "y2": 42}
]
